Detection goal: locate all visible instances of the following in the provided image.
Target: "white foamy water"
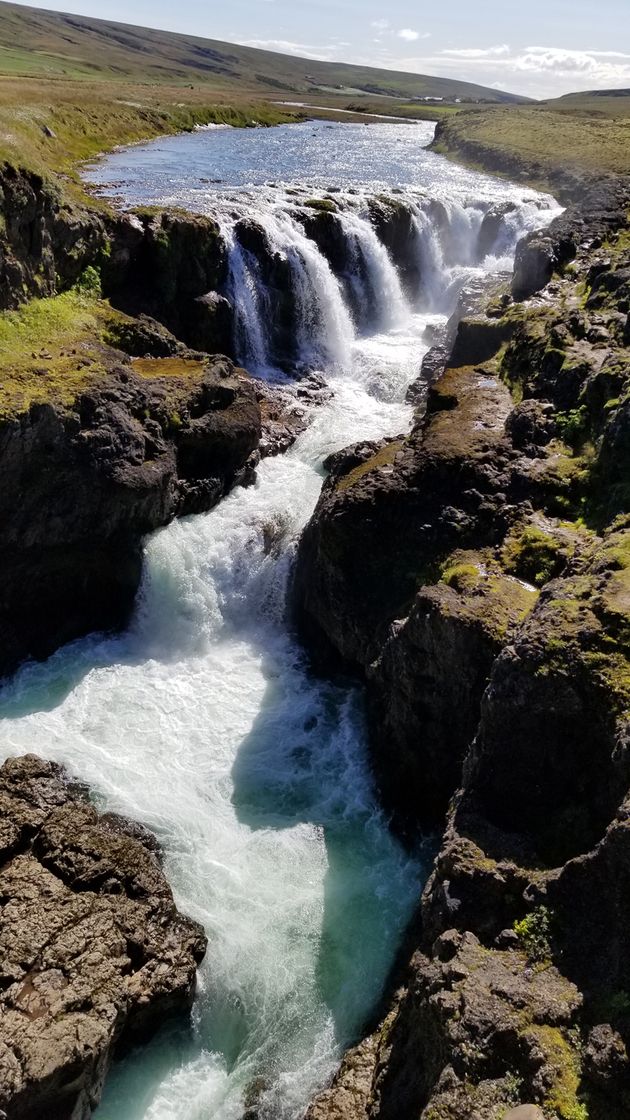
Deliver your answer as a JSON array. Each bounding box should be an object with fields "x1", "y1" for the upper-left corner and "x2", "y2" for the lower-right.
[{"x1": 0, "y1": 123, "x2": 562, "y2": 1120}]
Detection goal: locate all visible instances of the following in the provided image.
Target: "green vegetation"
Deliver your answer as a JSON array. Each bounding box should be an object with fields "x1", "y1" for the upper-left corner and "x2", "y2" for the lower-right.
[
  {"x1": 0, "y1": 78, "x2": 296, "y2": 207},
  {"x1": 0, "y1": 272, "x2": 212, "y2": 415},
  {"x1": 525, "y1": 1024, "x2": 586, "y2": 1120},
  {"x1": 303, "y1": 198, "x2": 338, "y2": 213},
  {"x1": 440, "y1": 561, "x2": 483, "y2": 593},
  {"x1": 502, "y1": 526, "x2": 571, "y2": 587},
  {"x1": 513, "y1": 907, "x2": 552, "y2": 962},
  {"x1": 432, "y1": 105, "x2": 630, "y2": 197},
  {"x1": 0, "y1": 279, "x2": 105, "y2": 414}
]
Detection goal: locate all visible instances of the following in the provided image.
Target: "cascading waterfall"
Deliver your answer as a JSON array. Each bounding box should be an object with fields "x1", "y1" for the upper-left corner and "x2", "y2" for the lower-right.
[
  {"x1": 220, "y1": 187, "x2": 555, "y2": 377},
  {"x1": 0, "y1": 121, "x2": 564, "y2": 1120},
  {"x1": 334, "y1": 208, "x2": 408, "y2": 332}
]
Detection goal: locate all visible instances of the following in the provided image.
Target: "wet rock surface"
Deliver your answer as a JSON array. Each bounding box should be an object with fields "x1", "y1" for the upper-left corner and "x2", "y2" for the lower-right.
[
  {"x1": 299, "y1": 179, "x2": 630, "y2": 1119},
  {"x1": 0, "y1": 754, "x2": 206, "y2": 1120}
]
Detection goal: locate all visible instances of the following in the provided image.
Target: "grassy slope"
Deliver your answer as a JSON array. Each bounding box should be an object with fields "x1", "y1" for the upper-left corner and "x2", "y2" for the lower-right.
[
  {"x1": 0, "y1": 0, "x2": 526, "y2": 104},
  {"x1": 0, "y1": 75, "x2": 298, "y2": 203},
  {"x1": 431, "y1": 104, "x2": 630, "y2": 199}
]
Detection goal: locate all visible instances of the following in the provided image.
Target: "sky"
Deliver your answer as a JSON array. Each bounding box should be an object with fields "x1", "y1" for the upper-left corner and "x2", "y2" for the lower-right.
[{"x1": 9, "y1": 0, "x2": 630, "y2": 99}]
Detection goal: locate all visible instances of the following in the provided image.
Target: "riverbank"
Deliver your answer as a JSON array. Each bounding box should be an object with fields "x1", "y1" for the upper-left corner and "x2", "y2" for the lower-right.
[
  {"x1": 296, "y1": 158, "x2": 630, "y2": 1120},
  {"x1": 431, "y1": 104, "x2": 630, "y2": 202}
]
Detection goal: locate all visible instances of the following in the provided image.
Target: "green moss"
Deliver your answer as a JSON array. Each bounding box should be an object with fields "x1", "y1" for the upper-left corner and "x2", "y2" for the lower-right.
[
  {"x1": 502, "y1": 526, "x2": 570, "y2": 588},
  {"x1": 525, "y1": 1024, "x2": 586, "y2": 1120},
  {"x1": 440, "y1": 562, "x2": 483, "y2": 593},
  {"x1": 303, "y1": 198, "x2": 337, "y2": 213},
  {"x1": 0, "y1": 284, "x2": 106, "y2": 414},
  {"x1": 335, "y1": 440, "x2": 404, "y2": 492}
]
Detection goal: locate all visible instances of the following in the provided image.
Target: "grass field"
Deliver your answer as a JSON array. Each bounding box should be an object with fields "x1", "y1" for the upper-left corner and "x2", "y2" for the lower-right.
[{"x1": 432, "y1": 103, "x2": 630, "y2": 198}]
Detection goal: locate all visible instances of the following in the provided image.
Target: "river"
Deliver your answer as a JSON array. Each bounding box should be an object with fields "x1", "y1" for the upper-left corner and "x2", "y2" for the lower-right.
[{"x1": 0, "y1": 121, "x2": 561, "y2": 1120}]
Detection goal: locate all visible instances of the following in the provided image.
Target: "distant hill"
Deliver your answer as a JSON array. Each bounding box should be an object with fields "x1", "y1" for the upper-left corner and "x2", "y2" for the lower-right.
[
  {"x1": 545, "y1": 89, "x2": 630, "y2": 118},
  {"x1": 0, "y1": 1, "x2": 528, "y2": 104}
]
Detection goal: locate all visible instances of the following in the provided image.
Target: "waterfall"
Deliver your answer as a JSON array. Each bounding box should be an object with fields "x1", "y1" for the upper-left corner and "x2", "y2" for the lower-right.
[
  {"x1": 221, "y1": 187, "x2": 555, "y2": 377},
  {"x1": 335, "y1": 208, "x2": 408, "y2": 332},
  {"x1": 5, "y1": 120, "x2": 563, "y2": 1120}
]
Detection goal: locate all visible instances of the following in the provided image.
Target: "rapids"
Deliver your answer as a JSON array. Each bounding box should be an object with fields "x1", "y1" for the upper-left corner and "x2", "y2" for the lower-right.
[{"x1": 0, "y1": 121, "x2": 562, "y2": 1120}]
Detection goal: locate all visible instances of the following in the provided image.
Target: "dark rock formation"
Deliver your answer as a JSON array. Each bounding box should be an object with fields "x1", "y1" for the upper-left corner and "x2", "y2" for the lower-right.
[
  {"x1": 0, "y1": 166, "x2": 108, "y2": 309},
  {"x1": 0, "y1": 754, "x2": 206, "y2": 1120},
  {"x1": 105, "y1": 210, "x2": 231, "y2": 353},
  {"x1": 368, "y1": 555, "x2": 537, "y2": 831},
  {"x1": 299, "y1": 175, "x2": 630, "y2": 1120},
  {"x1": 0, "y1": 354, "x2": 260, "y2": 677},
  {"x1": 512, "y1": 178, "x2": 630, "y2": 300}
]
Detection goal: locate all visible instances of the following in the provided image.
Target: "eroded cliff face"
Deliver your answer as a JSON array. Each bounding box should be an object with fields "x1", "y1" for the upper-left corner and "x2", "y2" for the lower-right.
[
  {"x1": 0, "y1": 754, "x2": 206, "y2": 1120},
  {"x1": 297, "y1": 180, "x2": 630, "y2": 1119},
  {"x1": 0, "y1": 352, "x2": 261, "y2": 678}
]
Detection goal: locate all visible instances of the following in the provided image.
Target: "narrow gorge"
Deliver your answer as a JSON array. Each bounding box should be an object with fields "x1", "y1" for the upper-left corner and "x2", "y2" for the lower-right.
[{"x1": 0, "y1": 114, "x2": 627, "y2": 1120}]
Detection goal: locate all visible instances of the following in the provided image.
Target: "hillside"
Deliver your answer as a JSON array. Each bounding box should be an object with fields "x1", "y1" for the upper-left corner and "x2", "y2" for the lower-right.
[
  {"x1": 0, "y1": 0, "x2": 526, "y2": 104},
  {"x1": 431, "y1": 104, "x2": 630, "y2": 201},
  {"x1": 545, "y1": 88, "x2": 630, "y2": 118}
]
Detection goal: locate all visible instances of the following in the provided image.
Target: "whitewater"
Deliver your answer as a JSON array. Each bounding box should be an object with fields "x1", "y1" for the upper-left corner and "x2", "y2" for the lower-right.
[{"x1": 0, "y1": 121, "x2": 562, "y2": 1119}]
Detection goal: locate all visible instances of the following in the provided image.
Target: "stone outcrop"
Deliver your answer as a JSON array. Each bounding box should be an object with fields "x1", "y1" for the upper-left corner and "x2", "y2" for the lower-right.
[
  {"x1": 0, "y1": 165, "x2": 108, "y2": 310},
  {"x1": 0, "y1": 754, "x2": 206, "y2": 1120},
  {"x1": 0, "y1": 352, "x2": 261, "y2": 677},
  {"x1": 299, "y1": 179, "x2": 630, "y2": 1119}
]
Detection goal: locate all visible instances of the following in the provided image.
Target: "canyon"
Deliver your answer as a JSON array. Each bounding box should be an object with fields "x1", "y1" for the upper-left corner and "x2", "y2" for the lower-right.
[{"x1": 0, "y1": 115, "x2": 627, "y2": 1120}]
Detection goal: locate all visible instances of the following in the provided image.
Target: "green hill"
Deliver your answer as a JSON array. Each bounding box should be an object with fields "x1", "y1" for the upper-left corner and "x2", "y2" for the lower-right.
[{"x1": 0, "y1": 1, "x2": 527, "y2": 104}]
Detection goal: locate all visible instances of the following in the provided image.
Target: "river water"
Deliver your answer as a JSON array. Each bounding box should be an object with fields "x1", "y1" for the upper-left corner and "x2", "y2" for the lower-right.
[{"x1": 0, "y1": 122, "x2": 561, "y2": 1120}]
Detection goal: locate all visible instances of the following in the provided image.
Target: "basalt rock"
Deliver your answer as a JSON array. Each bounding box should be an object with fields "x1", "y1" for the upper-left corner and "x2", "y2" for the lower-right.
[
  {"x1": 0, "y1": 354, "x2": 261, "y2": 678},
  {"x1": 300, "y1": 179, "x2": 630, "y2": 1120},
  {"x1": 106, "y1": 210, "x2": 231, "y2": 352},
  {"x1": 295, "y1": 359, "x2": 518, "y2": 671},
  {"x1": 512, "y1": 178, "x2": 630, "y2": 300},
  {"x1": 0, "y1": 754, "x2": 206, "y2": 1120},
  {"x1": 0, "y1": 165, "x2": 108, "y2": 309},
  {"x1": 368, "y1": 554, "x2": 537, "y2": 833}
]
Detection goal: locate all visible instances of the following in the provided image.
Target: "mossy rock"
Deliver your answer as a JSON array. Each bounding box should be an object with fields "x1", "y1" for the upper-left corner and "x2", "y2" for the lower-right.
[{"x1": 303, "y1": 198, "x2": 337, "y2": 213}]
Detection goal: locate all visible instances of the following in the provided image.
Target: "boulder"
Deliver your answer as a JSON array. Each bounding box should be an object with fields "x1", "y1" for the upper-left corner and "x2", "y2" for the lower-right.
[{"x1": 0, "y1": 754, "x2": 206, "y2": 1120}]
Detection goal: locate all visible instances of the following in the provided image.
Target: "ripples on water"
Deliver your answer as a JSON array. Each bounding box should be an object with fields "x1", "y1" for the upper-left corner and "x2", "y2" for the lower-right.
[{"x1": 0, "y1": 122, "x2": 561, "y2": 1119}]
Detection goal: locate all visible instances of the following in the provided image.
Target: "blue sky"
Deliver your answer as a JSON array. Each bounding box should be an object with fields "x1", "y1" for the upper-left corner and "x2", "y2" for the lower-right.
[{"x1": 10, "y1": 0, "x2": 630, "y2": 97}]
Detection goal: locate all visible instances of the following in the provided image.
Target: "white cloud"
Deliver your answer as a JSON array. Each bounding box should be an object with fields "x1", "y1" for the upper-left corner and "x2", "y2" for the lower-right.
[
  {"x1": 239, "y1": 38, "x2": 345, "y2": 60},
  {"x1": 371, "y1": 19, "x2": 389, "y2": 30},
  {"x1": 398, "y1": 28, "x2": 420, "y2": 42},
  {"x1": 441, "y1": 44, "x2": 510, "y2": 59},
  {"x1": 392, "y1": 43, "x2": 630, "y2": 97}
]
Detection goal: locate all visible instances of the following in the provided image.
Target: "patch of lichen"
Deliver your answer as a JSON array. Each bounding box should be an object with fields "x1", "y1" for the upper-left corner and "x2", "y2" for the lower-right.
[
  {"x1": 335, "y1": 439, "x2": 404, "y2": 492},
  {"x1": 524, "y1": 1025, "x2": 586, "y2": 1120}
]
